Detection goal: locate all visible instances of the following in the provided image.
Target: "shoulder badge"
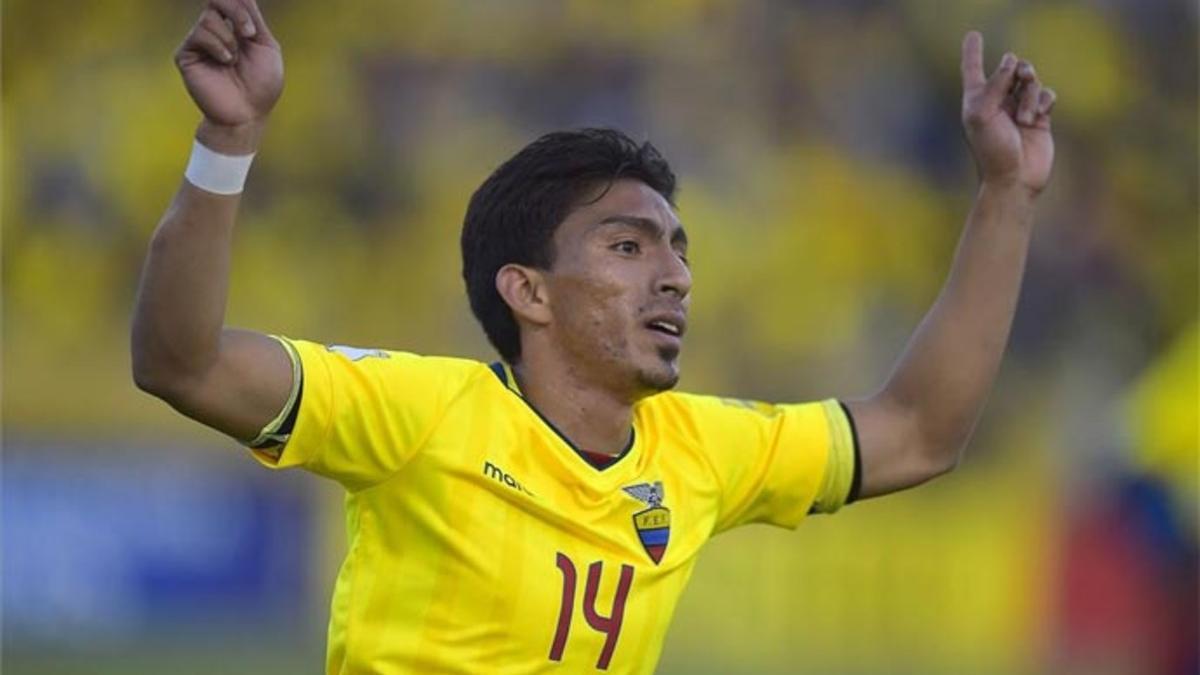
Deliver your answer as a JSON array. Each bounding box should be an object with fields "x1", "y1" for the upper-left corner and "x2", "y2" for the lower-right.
[{"x1": 327, "y1": 345, "x2": 390, "y2": 361}]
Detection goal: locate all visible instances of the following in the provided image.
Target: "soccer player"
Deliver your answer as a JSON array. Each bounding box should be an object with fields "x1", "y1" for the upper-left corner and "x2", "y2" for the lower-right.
[{"x1": 131, "y1": 0, "x2": 1057, "y2": 672}]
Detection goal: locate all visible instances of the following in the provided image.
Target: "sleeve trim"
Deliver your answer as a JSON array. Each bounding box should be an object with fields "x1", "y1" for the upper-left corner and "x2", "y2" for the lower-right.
[
  {"x1": 809, "y1": 399, "x2": 857, "y2": 514},
  {"x1": 247, "y1": 336, "x2": 304, "y2": 453},
  {"x1": 838, "y1": 400, "x2": 863, "y2": 504}
]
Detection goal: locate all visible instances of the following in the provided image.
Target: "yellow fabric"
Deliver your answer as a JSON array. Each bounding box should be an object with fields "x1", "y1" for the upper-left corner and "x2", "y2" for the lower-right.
[
  {"x1": 253, "y1": 338, "x2": 854, "y2": 674},
  {"x1": 1124, "y1": 321, "x2": 1199, "y2": 505},
  {"x1": 812, "y1": 399, "x2": 856, "y2": 514},
  {"x1": 246, "y1": 336, "x2": 303, "y2": 454}
]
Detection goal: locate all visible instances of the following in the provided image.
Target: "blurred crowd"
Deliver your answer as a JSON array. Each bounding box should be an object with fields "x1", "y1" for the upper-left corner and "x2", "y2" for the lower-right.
[{"x1": 3, "y1": 1, "x2": 1196, "y2": 673}]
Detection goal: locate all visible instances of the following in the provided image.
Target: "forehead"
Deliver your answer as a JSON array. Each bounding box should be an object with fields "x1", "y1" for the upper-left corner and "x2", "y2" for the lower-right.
[{"x1": 557, "y1": 180, "x2": 680, "y2": 239}]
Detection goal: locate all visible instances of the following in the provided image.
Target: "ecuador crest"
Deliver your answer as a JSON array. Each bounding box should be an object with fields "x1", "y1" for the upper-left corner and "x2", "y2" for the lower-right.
[{"x1": 622, "y1": 481, "x2": 670, "y2": 565}]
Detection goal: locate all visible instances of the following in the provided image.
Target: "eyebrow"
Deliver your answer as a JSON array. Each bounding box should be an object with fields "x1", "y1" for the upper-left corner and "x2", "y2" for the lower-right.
[{"x1": 597, "y1": 215, "x2": 689, "y2": 248}]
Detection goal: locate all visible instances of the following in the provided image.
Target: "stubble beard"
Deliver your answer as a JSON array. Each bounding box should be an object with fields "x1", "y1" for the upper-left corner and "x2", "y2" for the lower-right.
[
  {"x1": 634, "y1": 345, "x2": 681, "y2": 394},
  {"x1": 581, "y1": 336, "x2": 680, "y2": 399},
  {"x1": 560, "y1": 311, "x2": 681, "y2": 398}
]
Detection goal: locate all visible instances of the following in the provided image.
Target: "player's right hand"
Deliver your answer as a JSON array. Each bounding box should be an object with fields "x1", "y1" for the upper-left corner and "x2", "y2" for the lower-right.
[{"x1": 175, "y1": 0, "x2": 283, "y2": 130}]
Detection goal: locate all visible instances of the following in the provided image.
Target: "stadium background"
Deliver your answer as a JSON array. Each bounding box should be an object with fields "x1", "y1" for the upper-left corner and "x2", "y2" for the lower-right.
[{"x1": 3, "y1": 0, "x2": 1196, "y2": 673}]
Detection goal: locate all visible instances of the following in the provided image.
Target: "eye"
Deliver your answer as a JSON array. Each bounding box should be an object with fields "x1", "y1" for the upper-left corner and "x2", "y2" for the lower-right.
[
  {"x1": 677, "y1": 251, "x2": 690, "y2": 267},
  {"x1": 613, "y1": 240, "x2": 640, "y2": 255}
]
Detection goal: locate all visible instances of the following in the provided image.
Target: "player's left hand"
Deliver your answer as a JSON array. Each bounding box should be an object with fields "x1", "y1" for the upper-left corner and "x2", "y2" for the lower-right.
[{"x1": 960, "y1": 31, "x2": 1056, "y2": 197}]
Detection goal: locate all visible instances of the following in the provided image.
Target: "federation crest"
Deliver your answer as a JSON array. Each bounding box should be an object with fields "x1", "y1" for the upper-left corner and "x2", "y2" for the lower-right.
[{"x1": 623, "y1": 481, "x2": 670, "y2": 565}]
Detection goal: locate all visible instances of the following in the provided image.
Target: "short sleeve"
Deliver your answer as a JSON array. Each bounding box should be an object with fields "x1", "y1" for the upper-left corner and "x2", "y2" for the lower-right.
[
  {"x1": 250, "y1": 337, "x2": 483, "y2": 490},
  {"x1": 681, "y1": 395, "x2": 855, "y2": 534}
]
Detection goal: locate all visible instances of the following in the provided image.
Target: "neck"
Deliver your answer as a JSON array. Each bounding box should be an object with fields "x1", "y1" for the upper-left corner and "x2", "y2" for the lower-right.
[{"x1": 510, "y1": 355, "x2": 634, "y2": 457}]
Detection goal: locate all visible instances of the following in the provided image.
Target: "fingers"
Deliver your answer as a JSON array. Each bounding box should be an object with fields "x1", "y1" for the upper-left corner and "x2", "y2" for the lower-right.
[
  {"x1": 1031, "y1": 87, "x2": 1056, "y2": 129},
  {"x1": 182, "y1": 22, "x2": 235, "y2": 65},
  {"x1": 208, "y1": 0, "x2": 256, "y2": 39},
  {"x1": 980, "y1": 52, "x2": 1018, "y2": 110},
  {"x1": 238, "y1": 0, "x2": 276, "y2": 44},
  {"x1": 960, "y1": 31, "x2": 986, "y2": 91},
  {"x1": 1037, "y1": 88, "x2": 1057, "y2": 116},
  {"x1": 1011, "y1": 62, "x2": 1057, "y2": 128},
  {"x1": 177, "y1": 6, "x2": 241, "y2": 66},
  {"x1": 177, "y1": 0, "x2": 277, "y2": 68},
  {"x1": 199, "y1": 9, "x2": 238, "y2": 59},
  {"x1": 1014, "y1": 61, "x2": 1042, "y2": 126},
  {"x1": 962, "y1": 34, "x2": 1056, "y2": 132}
]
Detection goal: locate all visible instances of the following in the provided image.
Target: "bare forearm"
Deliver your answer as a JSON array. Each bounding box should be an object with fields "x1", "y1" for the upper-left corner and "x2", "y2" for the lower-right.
[
  {"x1": 882, "y1": 182, "x2": 1035, "y2": 461},
  {"x1": 131, "y1": 0, "x2": 294, "y2": 440},
  {"x1": 132, "y1": 187, "x2": 238, "y2": 388},
  {"x1": 131, "y1": 122, "x2": 260, "y2": 390},
  {"x1": 845, "y1": 33, "x2": 1054, "y2": 500}
]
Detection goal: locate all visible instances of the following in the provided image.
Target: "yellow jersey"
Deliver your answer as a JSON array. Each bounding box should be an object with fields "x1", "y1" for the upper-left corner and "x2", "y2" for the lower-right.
[{"x1": 252, "y1": 338, "x2": 858, "y2": 674}]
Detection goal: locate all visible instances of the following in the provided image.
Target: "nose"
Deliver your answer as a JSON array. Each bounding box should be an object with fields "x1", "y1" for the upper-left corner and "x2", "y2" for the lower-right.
[{"x1": 656, "y1": 249, "x2": 692, "y2": 300}]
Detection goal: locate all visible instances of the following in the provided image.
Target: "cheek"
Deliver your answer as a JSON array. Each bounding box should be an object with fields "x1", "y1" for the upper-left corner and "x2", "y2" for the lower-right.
[
  {"x1": 582, "y1": 286, "x2": 628, "y2": 335},
  {"x1": 556, "y1": 274, "x2": 635, "y2": 343}
]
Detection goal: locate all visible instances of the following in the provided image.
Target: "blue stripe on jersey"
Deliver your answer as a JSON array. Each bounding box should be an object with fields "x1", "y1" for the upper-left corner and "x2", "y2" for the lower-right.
[{"x1": 638, "y1": 527, "x2": 669, "y2": 545}]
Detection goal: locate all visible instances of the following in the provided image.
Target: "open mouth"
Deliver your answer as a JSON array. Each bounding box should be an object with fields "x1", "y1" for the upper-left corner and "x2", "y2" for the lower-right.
[
  {"x1": 645, "y1": 318, "x2": 684, "y2": 338},
  {"x1": 647, "y1": 320, "x2": 681, "y2": 336}
]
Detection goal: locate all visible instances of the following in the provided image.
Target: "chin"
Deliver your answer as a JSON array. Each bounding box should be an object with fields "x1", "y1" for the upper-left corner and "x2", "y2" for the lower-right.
[{"x1": 634, "y1": 357, "x2": 680, "y2": 393}]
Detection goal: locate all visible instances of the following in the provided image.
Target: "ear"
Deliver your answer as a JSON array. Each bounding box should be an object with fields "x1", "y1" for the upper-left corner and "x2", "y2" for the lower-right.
[{"x1": 496, "y1": 264, "x2": 553, "y2": 326}]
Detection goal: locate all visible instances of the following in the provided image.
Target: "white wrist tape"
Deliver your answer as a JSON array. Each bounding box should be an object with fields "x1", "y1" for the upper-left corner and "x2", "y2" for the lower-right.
[{"x1": 184, "y1": 140, "x2": 256, "y2": 195}]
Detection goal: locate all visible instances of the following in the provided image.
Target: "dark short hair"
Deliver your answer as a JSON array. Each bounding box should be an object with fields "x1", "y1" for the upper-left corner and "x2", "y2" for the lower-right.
[{"x1": 461, "y1": 128, "x2": 677, "y2": 363}]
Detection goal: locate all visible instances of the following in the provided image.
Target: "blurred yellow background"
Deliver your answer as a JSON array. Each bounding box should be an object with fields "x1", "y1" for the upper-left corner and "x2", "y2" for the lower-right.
[{"x1": 3, "y1": 1, "x2": 1196, "y2": 673}]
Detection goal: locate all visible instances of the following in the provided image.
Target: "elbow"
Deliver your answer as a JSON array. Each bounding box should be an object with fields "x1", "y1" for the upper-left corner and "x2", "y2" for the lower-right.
[
  {"x1": 130, "y1": 321, "x2": 220, "y2": 406},
  {"x1": 129, "y1": 309, "x2": 196, "y2": 403},
  {"x1": 132, "y1": 362, "x2": 163, "y2": 397},
  {"x1": 130, "y1": 339, "x2": 188, "y2": 403},
  {"x1": 131, "y1": 350, "x2": 172, "y2": 399},
  {"x1": 132, "y1": 361, "x2": 198, "y2": 412},
  {"x1": 929, "y1": 447, "x2": 963, "y2": 478},
  {"x1": 130, "y1": 328, "x2": 159, "y2": 393},
  {"x1": 130, "y1": 334, "x2": 154, "y2": 392},
  {"x1": 907, "y1": 404, "x2": 981, "y2": 480},
  {"x1": 916, "y1": 433, "x2": 971, "y2": 480},
  {"x1": 902, "y1": 412, "x2": 971, "y2": 483},
  {"x1": 893, "y1": 445, "x2": 960, "y2": 493}
]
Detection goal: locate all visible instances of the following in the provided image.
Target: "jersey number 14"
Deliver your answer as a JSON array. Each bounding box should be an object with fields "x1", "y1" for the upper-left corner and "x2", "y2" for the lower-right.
[{"x1": 548, "y1": 552, "x2": 635, "y2": 670}]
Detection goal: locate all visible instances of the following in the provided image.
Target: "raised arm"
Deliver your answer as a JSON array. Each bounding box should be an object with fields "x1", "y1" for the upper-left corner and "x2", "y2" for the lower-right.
[
  {"x1": 844, "y1": 32, "x2": 1057, "y2": 499},
  {"x1": 131, "y1": 0, "x2": 290, "y2": 443}
]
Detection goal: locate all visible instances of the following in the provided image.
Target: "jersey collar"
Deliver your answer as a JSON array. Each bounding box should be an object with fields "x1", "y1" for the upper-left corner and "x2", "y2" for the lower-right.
[{"x1": 488, "y1": 361, "x2": 636, "y2": 473}]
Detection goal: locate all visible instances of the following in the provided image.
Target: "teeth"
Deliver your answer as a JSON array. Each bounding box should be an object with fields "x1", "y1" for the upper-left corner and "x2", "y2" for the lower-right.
[{"x1": 649, "y1": 320, "x2": 680, "y2": 336}]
